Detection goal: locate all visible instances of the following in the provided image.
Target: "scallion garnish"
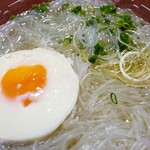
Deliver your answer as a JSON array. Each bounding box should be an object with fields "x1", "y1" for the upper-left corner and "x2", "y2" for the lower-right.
[
  {"x1": 116, "y1": 14, "x2": 135, "y2": 30},
  {"x1": 62, "y1": 3, "x2": 69, "y2": 10},
  {"x1": 118, "y1": 31, "x2": 133, "y2": 51},
  {"x1": 32, "y1": 3, "x2": 48, "y2": 13},
  {"x1": 86, "y1": 16, "x2": 100, "y2": 26},
  {"x1": 100, "y1": 3, "x2": 116, "y2": 14},
  {"x1": 94, "y1": 43, "x2": 104, "y2": 55},
  {"x1": 108, "y1": 28, "x2": 116, "y2": 35},
  {"x1": 94, "y1": 43, "x2": 107, "y2": 56},
  {"x1": 39, "y1": 3, "x2": 49, "y2": 13},
  {"x1": 88, "y1": 55, "x2": 97, "y2": 64},
  {"x1": 10, "y1": 15, "x2": 16, "y2": 20},
  {"x1": 110, "y1": 93, "x2": 118, "y2": 104},
  {"x1": 63, "y1": 35, "x2": 73, "y2": 46},
  {"x1": 71, "y1": 6, "x2": 82, "y2": 14}
]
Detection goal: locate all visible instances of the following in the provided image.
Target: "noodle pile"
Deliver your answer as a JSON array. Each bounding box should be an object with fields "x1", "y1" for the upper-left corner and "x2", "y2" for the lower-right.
[{"x1": 0, "y1": 0, "x2": 150, "y2": 149}]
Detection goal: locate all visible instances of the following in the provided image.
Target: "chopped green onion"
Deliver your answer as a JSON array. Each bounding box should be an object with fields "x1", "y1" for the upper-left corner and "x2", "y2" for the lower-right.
[
  {"x1": 94, "y1": 43, "x2": 107, "y2": 55},
  {"x1": 32, "y1": 4, "x2": 39, "y2": 11},
  {"x1": 88, "y1": 55, "x2": 97, "y2": 64},
  {"x1": 100, "y1": 3, "x2": 116, "y2": 14},
  {"x1": 110, "y1": 93, "x2": 118, "y2": 104},
  {"x1": 99, "y1": 26, "x2": 107, "y2": 32},
  {"x1": 32, "y1": 3, "x2": 48, "y2": 13},
  {"x1": 39, "y1": 3, "x2": 49, "y2": 13},
  {"x1": 118, "y1": 31, "x2": 133, "y2": 51},
  {"x1": 58, "y1": 40, "x2": 63, "y2": 44},
  {"x1": 94, "y1": 43, "x2": 104, "y2": 55},
  {"x1": 86, "y1": 17, "x2": 100, "y2": 26},
  {"x1": 10, "y1": 15, "x2": 16, "y2": 20},
  {"x1": 116, "y1": 14, "x2": 135, "y2": 30},
  {"x1": 63, "y1": 35, "x2": 73, "y2": 46},
  {"x1": 101, "y1": 51, "x2": 108, "y2": 55},
  {"x1": 120, "y1": 32, "x2": 131, "y2": 44},
  {"x1": 108, "y1": 28, "x2": 116, "y2": 35},
  {"x1": 104, "y1": 18, "x2": 110, "y2": 24},
  {"x1": 62, "y1": 3, "x2": 69, "y2": 10},
  {"x1": 80, "y1": 9, "x2": 86, "y2": 15},
  {"x1": 71, "y1": 6, "x2": 82, "y2": 14}
]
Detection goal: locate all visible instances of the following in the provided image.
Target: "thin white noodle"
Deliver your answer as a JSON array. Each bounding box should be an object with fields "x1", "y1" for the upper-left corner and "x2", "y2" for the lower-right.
[
  {"x1": 119, "y1": 51, "x2": 150, "y2": 82},
  {"x1": 0, "y1": 0, "x2": 150, "y2": 149}
]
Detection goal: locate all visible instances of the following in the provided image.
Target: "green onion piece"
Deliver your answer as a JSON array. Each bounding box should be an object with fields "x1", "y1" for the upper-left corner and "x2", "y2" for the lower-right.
[
  {"x1": 63, "y1": 35, "x2": 73, "y2": 46},
  {"x1": 118, "y1": 41, "x2": 127, "y2": 52},
  {"x1": 88, "y1": 55, "x2": 97, "y2": 64},
  {"x1": 104, "y1": 18, "x2": 110, "y2": 24},
  {"x1": 118, "y1": 31, "x2": 133, "y2": 52},
  {"x1": 58, "y1": 40, "x2": 63, "y2": 44},
  {"x1": 116, "y1": 14, "x2": 135, "y2": 30},
  {"x1": 108, "y1": 28, "x2": 116, "y2": 35},
  {"x1": 86, "y1": 17, "x2": 100, "y2": 26},
  {"x1": 94, "y1": 43, "x2": 107, "y2": 55},
  {"x1": 10, "y1": 15, "x2": 16, "y2": 20},
  {"x1": 120, "y1": 32, "x2": 131, "y2": 44},
  {"x1": 71, "y1": 6, "x2": 82, "y2": 14},
  {"x1": 100, "y1": 3, "x2": 116, "y2": 14},
  {"x1": 101, "y1": 51, "x2": 108, "y2": 55},
  {"x1": 99, "y1": 26, "x2": 107, "y2": 32},
  {"x1": 80, "y1": 9, "x2": 86, "y2": 15},
  {"x1": 62, "y1": 3, "x2": 69, "y2": 10},
  {"x1": 110, "y1": 93, "x2": 118, "y2": 104},
  {"x1": 40, "y1": 3, "x2": 49, "y2": 13}
]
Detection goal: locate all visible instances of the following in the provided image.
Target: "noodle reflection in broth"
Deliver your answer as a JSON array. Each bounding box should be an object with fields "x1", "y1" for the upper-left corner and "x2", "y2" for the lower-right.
[{"x1": 0, "y1": 0, "x2": 150, "y2": 149}]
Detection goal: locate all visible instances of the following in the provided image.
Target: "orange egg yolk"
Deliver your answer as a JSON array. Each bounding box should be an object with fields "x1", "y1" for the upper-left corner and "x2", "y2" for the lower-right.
[{"x1": 1, "y1": 65, "x2": 47, "y2": 106}]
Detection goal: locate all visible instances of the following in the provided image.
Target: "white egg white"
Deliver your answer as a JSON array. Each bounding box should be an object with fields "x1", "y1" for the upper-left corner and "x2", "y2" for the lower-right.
[{"x1": 0, "y1": 48, "x2": 79, "y2": 141}]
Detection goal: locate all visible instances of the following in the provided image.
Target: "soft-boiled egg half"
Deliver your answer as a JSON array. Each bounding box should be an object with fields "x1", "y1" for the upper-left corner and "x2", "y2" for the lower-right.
[{"x1": 0, "y1": 48, "x2": 79, "y2": 141}]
